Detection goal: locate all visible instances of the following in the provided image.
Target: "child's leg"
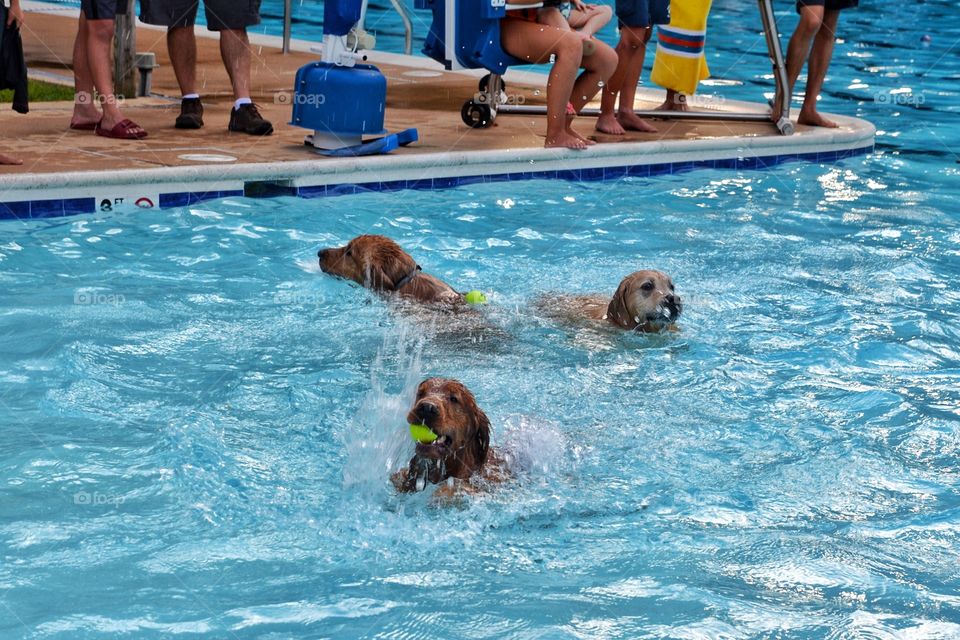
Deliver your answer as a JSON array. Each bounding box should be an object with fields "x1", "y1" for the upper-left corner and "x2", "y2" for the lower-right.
[
  {"x1": 568, "y1": 5, "x2": 613, "y2": 37},
  {"x1": 614, "y1": 25, "x2": 656, "y2": 131},
  {"x1": 537, "y1": 7, "x2": 570, "y2": 30}
]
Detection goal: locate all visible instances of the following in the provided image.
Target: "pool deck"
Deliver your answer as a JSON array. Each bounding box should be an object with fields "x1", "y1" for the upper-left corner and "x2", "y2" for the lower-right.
[{"x1": 0, "y1": 3, "x2": 875, "y2": 217}]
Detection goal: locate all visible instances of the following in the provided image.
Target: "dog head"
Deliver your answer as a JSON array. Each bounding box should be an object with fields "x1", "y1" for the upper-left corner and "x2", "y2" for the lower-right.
[
  {"x1": 605, "y1": 270, "x2": 682, "y2": 332},
  {"x1": 318, "y1": 235, "x2": 418, "y2": 292},
  {"x1": 405, "y1": 377, "x2": 490, "y2": 486}
]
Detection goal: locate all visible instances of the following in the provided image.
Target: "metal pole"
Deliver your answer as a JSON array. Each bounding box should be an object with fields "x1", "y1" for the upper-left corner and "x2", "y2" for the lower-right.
[
  {"x1": 282, "y1": 0, "x2": 292, "y2": 54},
  {"x1": 759, "y1": 0, "x2": 794, "y2": 134},
  {"x1": 388, "y1": 0, "x2": 414, "y2": 56}
]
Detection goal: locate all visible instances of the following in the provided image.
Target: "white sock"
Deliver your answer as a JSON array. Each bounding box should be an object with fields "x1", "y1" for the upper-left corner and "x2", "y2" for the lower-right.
[
  {"x1": 233, "y1": 97, "x2": 252, "y2": 111},
  {"x1": 182, "y1": 93, "x2": 200, "y2": 100}
]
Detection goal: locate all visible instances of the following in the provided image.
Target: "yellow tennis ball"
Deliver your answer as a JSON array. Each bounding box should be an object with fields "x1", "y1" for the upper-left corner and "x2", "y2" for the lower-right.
[
  {"x1": 409, "y1": 423, "x2": 438, "y2": 443},
  {"x1": 465, "y1": 290, "x2": 488, "y2": 305}
]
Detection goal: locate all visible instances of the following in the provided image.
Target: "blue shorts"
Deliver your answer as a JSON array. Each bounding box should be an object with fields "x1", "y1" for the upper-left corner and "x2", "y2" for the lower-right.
[
  {"x1": 616, "y1": 0, "x2": 669, "y2": 28},
  {"x1": 81, "y1": 0, "x2": 127, "y2": 20},
  {"x1": 797, "y1": 0, "x2": 859, "y2": 12}
]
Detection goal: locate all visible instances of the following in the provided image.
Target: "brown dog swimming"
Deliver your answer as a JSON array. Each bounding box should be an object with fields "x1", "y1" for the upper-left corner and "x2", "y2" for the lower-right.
[
  {"x1": 391, "y1": 378, "x2": 507, "y2": 497},
  {"x1": 540, "y1": 270, "x2": 682, "y2": 333},
  {"x1": 318, "y1": 235, "x2": 462, "y2": 305}
]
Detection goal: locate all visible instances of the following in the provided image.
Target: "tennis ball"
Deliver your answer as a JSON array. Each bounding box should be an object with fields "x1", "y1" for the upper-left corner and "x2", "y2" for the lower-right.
[
  {"x1": 409, "y1": 423, "x2": 438, "y2": 444},
  {"x1": 465, "y1": 290, "x2": 488, "y2": 305}
]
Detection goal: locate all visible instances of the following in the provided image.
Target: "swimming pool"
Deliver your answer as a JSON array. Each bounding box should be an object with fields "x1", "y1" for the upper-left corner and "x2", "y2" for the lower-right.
[{"x1": 4, "y1": 1, "x2": 960, "y2": 638}]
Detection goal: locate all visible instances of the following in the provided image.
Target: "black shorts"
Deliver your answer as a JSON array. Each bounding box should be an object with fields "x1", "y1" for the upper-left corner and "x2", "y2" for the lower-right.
[
  {"x1": 797, "y1": 0, "x2": 859, "y2": 13},
  {"x1": 81, "y1": 0, "x2": 127, "y2": 20},
  {"x1": 139, "y1": 0, "x2": 262, "y2": 31},
  {"x1": 616, "y1": 0, "x2": 669, "y2": 28}
]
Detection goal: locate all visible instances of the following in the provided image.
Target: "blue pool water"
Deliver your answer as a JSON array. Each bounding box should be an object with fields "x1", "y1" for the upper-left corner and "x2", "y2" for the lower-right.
[{"x1": 5, "y1": 0, "x2": 960, "y2": 638}]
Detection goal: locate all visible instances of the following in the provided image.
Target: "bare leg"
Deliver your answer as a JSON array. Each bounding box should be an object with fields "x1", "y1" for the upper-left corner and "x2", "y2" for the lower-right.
[
  {"x1": 566, "y1": 38, "x2": 617, "y2": 145},
  {"x1": 537, "y1": 7, "x2": 570, "y2": 30},
  {"x1": 568, "y1": 5, "x2": 613, "y2": 37},
  {"x1": 219, "y1": 29, "x2": 252, "y2": 100},
  {"x1": 798, "y1": 9, "x2": 840, "y2": 127},
  {"x1": 70, "y1": 15, "x2": 100, "y2": 128},
  {"x1": 776, "y1": 5, "x2": 822, "y2": 122},
  {"x1": 85, "y1": 17, "x2": 140, "y2": 133},
  {"x1": 502, "y1": 19, "x2": 586, "y2": 149},
  {"x1": 0, "y1": 152, "x2": 22, "y2": 165},
  {"x1": 166, "y1": 26, "x2": 198, "y2": 96},
  {"x1": 655, "y1": 88, "x2": 688, "y2": 111},
  {"x1": 598, "y1": 25, "x2": 656, "y2": 134}
]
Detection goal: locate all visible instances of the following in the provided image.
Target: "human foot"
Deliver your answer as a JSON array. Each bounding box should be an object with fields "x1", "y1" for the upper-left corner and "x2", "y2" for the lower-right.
[
  {"x1": 655, "y1": 91, "x2": 688, "y2": 112},
  {"x1": 566, "y1": 119, "x2": 596, "y2": 146},
  {"x1": 617, "y1": 110, "x2": 657, "y2": 132},
  {"x1": 545, "y1": 131, "x2": 588, "y2": 150},
  {"x1": 0, "y1": 152, "x2": 22, "y2": 165},
  {"x1": 797, "y1": 107, "x2": 838, "y2": 128},
  {"x1": 596, "y1": 112, "x2": 626, "y2": 135}
]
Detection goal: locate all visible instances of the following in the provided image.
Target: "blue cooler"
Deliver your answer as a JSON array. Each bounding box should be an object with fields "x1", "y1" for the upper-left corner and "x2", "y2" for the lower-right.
[{"x1": 289, "y1": 61, "x2": 387, "y2": 149}]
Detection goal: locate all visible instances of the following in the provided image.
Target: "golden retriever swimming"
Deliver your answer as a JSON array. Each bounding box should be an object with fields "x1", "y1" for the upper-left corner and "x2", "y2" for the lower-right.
[
  {"x1": 540, "y1": 270, "x2": 682, "y2": 332},
  {"x1": 391, "y1": 378, "x2": 507, "y2": 497},
  {"x1": 318, "y1": 235, "x2": 462, "y2": 305}
]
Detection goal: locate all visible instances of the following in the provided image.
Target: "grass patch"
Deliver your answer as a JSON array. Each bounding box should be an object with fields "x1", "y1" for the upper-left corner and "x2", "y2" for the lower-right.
[{"x1": 0, "y1": 79, "x2": 75, "y2": 103}]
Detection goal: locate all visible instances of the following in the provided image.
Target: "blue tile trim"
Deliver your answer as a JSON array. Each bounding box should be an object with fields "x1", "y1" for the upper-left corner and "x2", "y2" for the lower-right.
[{"x1": 0, "y1": 145, "x2": 874, "y2": 219}]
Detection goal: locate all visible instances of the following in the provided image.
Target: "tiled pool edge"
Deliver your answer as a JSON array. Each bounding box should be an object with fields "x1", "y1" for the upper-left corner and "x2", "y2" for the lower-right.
[{"x1": 0, "y1": 120, "x2": 875, "y2": 219}]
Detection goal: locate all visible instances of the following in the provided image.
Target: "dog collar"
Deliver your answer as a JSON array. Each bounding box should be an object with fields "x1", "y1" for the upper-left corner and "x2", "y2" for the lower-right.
[{"x1": 392, "y1": 265, "x2": 421, "y2": 291}]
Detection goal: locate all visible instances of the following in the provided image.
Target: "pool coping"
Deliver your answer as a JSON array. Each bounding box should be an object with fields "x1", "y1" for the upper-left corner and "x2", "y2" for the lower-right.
[{"x1": 0, "y1": 119, "x2": 875, "y2": 218}]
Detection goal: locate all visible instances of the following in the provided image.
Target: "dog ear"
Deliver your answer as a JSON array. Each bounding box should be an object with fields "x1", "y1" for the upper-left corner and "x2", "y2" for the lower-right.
[
  {"x1": 369, "y1": 245, "x2": 416, "y2": 291},
  {"x1": 606, "y1": 279, "x2": 637, "y2": 329},
  {"x1": 469, "y1": 397, "x2": 491, "y2": 467}
]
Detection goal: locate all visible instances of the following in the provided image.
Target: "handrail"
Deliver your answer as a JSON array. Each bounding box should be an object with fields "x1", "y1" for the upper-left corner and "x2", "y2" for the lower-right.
[
  {"x1": 388, "y1": 0, "x2": 414, "y2": 56},
  {"x1": 283, "y1": 0, "x2": 293, "y2": 53}
]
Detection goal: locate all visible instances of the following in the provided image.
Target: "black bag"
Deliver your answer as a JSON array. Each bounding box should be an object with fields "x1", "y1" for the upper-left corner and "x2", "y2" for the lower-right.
[{"x1": 0, "y1": 3, "x2": 29, "y2": 114}]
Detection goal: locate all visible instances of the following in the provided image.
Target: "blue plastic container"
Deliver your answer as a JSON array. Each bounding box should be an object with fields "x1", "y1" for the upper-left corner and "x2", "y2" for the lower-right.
[{"x1": 289, "y1": 61, "x2": 387, "y2": 146}]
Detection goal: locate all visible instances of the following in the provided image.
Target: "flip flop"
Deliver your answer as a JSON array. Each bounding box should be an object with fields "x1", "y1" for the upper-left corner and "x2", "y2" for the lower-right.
[
  {"x1": 95, "y1": 119, "x2": 148, "y2": 139},
  {"x1": 69, "y1": 121, "x2": 98, "y2": 131}
]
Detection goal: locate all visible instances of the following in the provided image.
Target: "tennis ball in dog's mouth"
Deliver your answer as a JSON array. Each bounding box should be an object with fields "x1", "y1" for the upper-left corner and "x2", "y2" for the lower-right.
[
  {"x1": 465, "y1": 290, "x2": 488, "y2": 305},
  {"x1": 409, "y1": 423, "x2": 438, "y2": 444}
]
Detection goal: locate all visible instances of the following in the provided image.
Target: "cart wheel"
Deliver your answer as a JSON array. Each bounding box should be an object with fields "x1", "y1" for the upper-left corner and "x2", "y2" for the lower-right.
[
  {"x1": 776, "y1": 117, "x2": 795, "y2": 136},
  {"x1": 478, "y1": 74, "x2": 506, "y2": 94},
  {"x1": 461, "y1": 101, "x2": 493, "y2": 128}
]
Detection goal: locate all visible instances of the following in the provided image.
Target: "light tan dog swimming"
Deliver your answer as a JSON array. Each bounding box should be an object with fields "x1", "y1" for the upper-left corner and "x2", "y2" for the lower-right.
[{"x1": 540, "y1": 270, "x2": 682, "y2": 332}]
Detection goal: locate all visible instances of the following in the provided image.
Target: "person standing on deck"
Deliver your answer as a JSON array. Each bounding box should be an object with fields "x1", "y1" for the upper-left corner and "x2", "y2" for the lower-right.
[
  {"x1": 595, "y1": 0, "x2": 669, "y2": 135},
  {"x1": 650, "y1": 0, "x2": 712, "y2": 112},
  {"x1": 139, "y1": 0, "x2": 273, "y2": 135},
  {"x1": 779, "y1": 0, "x2": 859, "y2": 128},
  {"x1": 69, "y1": 0, "x2": 148, "y2": 138}
]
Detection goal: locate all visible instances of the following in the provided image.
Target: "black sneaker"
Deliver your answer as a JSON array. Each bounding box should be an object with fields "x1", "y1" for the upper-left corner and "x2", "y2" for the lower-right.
[
  {"x1": 228, "y1": 103, "x2": 273, "y2": 136},
  {"x1": 175, "y1": 97, "x2": 204, "y2": 129}
]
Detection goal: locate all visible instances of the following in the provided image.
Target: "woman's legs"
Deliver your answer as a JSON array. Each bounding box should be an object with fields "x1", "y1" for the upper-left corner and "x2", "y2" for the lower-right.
[{"x1": 501, "y1": 19, "x2": 586, "y2": 149}]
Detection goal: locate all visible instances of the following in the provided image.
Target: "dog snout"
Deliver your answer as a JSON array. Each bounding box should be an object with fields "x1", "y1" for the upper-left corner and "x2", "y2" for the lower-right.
[
  {"x1": 665, "y1": 294, "x2": 682, "y2": 318},
  {"x1": 416, "y1": 401, "x2": 440, "y2": 422},
  {"x1": 318, "y1": 248, "x2": 328, "y2": 260}
]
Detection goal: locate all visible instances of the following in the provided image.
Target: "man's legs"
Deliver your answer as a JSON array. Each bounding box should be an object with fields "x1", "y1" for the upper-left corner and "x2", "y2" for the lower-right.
[
  {"x1": 167, "y1": 26, "x2": 198, "y2": 96},
  {"x1": 219, "y1": 28, "x2": 252, "y2": 101},
  {"x1": 800, "y1": 8, "x2": 840, "y2": 127}
]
